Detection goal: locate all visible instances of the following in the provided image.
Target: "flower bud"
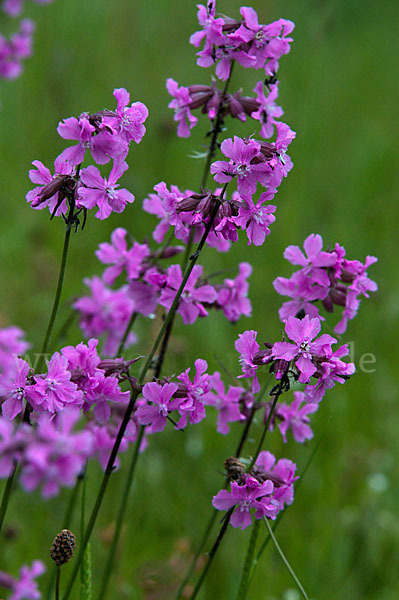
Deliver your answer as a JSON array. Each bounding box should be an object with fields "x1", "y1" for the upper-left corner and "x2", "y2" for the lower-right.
[{"x1": 50, "y1": 529, "x2": 76, "y2": 567}]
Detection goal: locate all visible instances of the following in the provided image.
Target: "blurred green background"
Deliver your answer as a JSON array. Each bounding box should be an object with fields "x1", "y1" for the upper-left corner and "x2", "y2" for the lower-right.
[{"x1": 0, "y1": 0, "x2": 398, "y2": 598}]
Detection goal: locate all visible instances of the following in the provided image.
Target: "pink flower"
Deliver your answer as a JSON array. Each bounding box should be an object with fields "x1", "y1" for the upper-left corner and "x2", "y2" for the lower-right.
[
  {"x1": 254, "y1": 450, "x2": 297, "y2": 509},
  {"x1": 57, "y1": 115, "x2": 119, "y2": 166},
  {"x1": 159, "y1": 264, "x2": 217, "y2": 325},
  {"x1": 216, "y1": 262, "x2": 252, "y2": 322},
  {"x1": 284, "y1": 233, "x2": 336, "y2": 287},
  {"x1": 277, "y1": 391, "x2": 318, "y2": 443},
  {"x1": 166, "y1": 78, "x2": 198, "y2": 138},
  {"x1": 273, "y1": 270, "x2": 327, "y2": 321},
  {"x1": 135, "y1": 382, "x2": 180, "y2": 433},
  {"x1": 272, "y1": 315, "x2": 336, "y2": 383},
  {"x1": 206, "y1": 372, "x2": 244, "y2": 434},
  {"x1": 251, "y1": 81, "x2": 283, "y2": 138},
  {"x1": 175, "y1": 359, "x2": 212, "y2": 429},
  {"x1": 78, "y1": 161, "x2": 134, "y2": 220},
  {"x1": 0, "y1": 357, "x2": 30, "y2": 421},
  {"x1": 233, "y1": 190, "x2": 276, "y2": 245},
  {"x1": 235, "y1": 330, "x2": 262, "y2": 393},
  {"x1": 106, "y1": 87, "x2": 148, "y2": 144},
  {"x1": 25, "y1": 353, "x2": 83, "y2": 414},
  {"x1": 0, "y1": 560, "x2": 46, "y2": 600},
  {"x1": 96, "y1": 228, "x2": 150, "y2": 284},
  {"x1": 211, "y1": 136, "x2": 272, "y2": 197},
  {"x1": 26, "y1": 157, "x2": 75, "y2": 216},
  {"x1": 212, "y1": 476, "x2": 276, "y2": 529}
]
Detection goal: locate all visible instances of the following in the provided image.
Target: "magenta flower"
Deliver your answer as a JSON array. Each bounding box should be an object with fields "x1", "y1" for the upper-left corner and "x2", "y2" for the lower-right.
[
  {"x1": 206, "y1": 372, "x2": 244, "y2": 434},
  {"x1": 0, "y1": 19, "x2": 34, "y2": 80},
  {"x1": 0, "y1": 560, "x2": 45, "y2": 600},
  {"x1": 128, "y1": 267, "x2": 166, "y2": 317},
  {"x1": 216, "y1": 262, "x2": 252, "y2": 322},
  {"x1": 211, "y1": 136, "x2": 272, "y2": 197},
  {"x1": 233, "y1": 190, "x2": 276, "y2": 246},
  {"x1": 86, "y1": 373, "x2": 130, "y2": 424},
  {"x1": 159, "y1": 264, "x2": 217, "y2": 325},
  {"x1": 0, "y1": 326, "x2": 30, "y2": 374},
  {"x1": 135, "y1": 382, "x2": 180, "y2": 433},
  {"x1": 277, "y1": 391, "x2": 318, "y2": 443},
  {"x1": 0, "y1": 418, "x2": 28, "y2": 477},
  {"x1": 273, "y1": 270, "x2": 327, "y2": 321},
  {"x1": 106, "y1": 87, "x2": 148, "y2": 144},
  {"x1": 20, "y1": 410, "x2": 92, "y2": 498},
  {"x1": 26, "y1": 157, "x2": 75, "y2": 216},
  {"x1": 175, "y1": 359, "x2": 212, "y2": 429},
  {"x1": 166, "y1": 78, "x2": 198, "y2": 138},
  {"x1": 78, "y1": 161, "x2": 134, "y2": 220},
  {"x1": 57, "y1": 115, "x2": 119, "y2": 166},
  {"x1": 254, "y1": 450, "x2": 297, "y2": 508},
  {"x1": 73, "y1": 277, "x2": 135, "y2": 356},
  {"x1": 212, "y1": 476, "x2": 276, "y2": 529},
  {"x1": 305, "y1": 345, "x2": 356, "y2": 403},
  {"x1": 284, "y1": 233, "x2": 336, "y2": 287},
  {"x1": 235, "y1": 330, "x2": 261, "y2": 392},
  {"x1": 25, "y1": 352, "x2": 83, "y2": 414},
  {"x1": 96, "y1": 228, "x2": 150, "y2": 284},
  {"x1": 272, "y1": 315, "x2": 336, "y2": 383},
  {"x1": 0, "y1": 357, "x2": 30, "y2": 420},
  {"x1": 251, "y1": 81, "x2": 283, "y2": 138},
  {"x1": 3, "y1": 0, "x2": 51, "y2": 17},
  {"x1": 61, "y1": 338, "x2": 101, "y2": 393}
]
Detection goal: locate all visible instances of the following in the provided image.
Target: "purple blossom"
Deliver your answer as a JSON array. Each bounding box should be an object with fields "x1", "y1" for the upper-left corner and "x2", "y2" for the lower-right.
[
  {"x1": 128, "y1": 267, "x2": 166, "y2": 317},
  {"x1": 166, "y1": 78, "x2": 198, "y2": 138},
  {"x1": 212, "y1": 476, "x2": 277, "y2": 529},
  {"x1": 205, "y1": 372, "x2": 244, "y2": 434},
  {"x1": 175, "y1": 359, "x2": 212, "y2": 429},
  {"x1": 211, "y1": 136, "x2": 272, "y2": 197},
  {"x1": 0, "y1": 19, "x2": 34, "y2": 80},
  {"x1": 0, "y1": 357, "x2": 30, "y2": 420},
  {"x1": 135, "y1": 382, "x2": 180, "y2": 433},
  {"x1": 2, "y1": 0, "x2": 52, "y2": 17},
  {"x1": 233, "y1": 190, "x2": 276, "y2": 245},
  {"x1": 254, "y1": 450, "x2": 297, "y2": 509},
  {"x1": 235, "y1": 330, "x2": 261, "y2": 392},
  {"x1": 85, "y1": 373, "x2": 130, "y2": 424},
  {"x1": 105, "y1": 87, "x2": 148, "y2": 144},
  {"x1": 73, "y1": 277, "x2": 135, "y2": 356},
  {"x1": 78, "y1": 161, "x2": 134, "y2": 220},
  {"x1": 272, "y1": 315, "x2": 337, "y2": 383},
  {"x1": 26, "y1": 157, "x2": 75, "y2": 216},
  {"x1": 216, "y1": 262, "x2": 252, "y2": 322},
  {"x1": 273, "y1": 270, "x2": 327, "y2": 321},
  {"x1": 251, "y1": 81, "x2": 283, "y2": 138},
  {"x1": 95, "y1": 228, "x2": 150, "y2": 284},
  {"x1": 284, "y1": 233, "x2": 337, "y2": 287},
  {"x1": 57, "y1": 115, "x2": 119, "y2": 166},
  {"x1": 304, "y1": 344, "x2": 356, "y2": 403},
  {"x1": 277, "y1": 391, "x2": 318, "y2": 443},
  {"x1": 0, "y1": 418, "x2": 28, "y2": 477},
  {"x1": 0, "y1": 560, "x2": 45, "y2": 600},
  {"x1": 159, "y1": 264, "x2": 217, "y2": 325},
  {"x1": 61, "y1": 338, "x2": 101, "y2": 393},
  {"x1": 20, "y1": 410, "x2": 92, "y2": 498},
  {"x1": 25, "y1": 352, "x2": 83, "y2": 414},
  {"x1": 0, "y1": 326, "x2": 30, "y2": 373}
]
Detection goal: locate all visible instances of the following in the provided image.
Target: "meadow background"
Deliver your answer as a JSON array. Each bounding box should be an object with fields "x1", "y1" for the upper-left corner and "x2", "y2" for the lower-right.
[{"x1": 0, "y1": 0, "x2": 398, "y2": 598}]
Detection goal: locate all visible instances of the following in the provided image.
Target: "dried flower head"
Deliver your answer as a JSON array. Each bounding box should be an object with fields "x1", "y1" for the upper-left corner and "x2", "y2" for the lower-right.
[{"x1": 50, "y1": 529, "x2": 76, "y2": 566}]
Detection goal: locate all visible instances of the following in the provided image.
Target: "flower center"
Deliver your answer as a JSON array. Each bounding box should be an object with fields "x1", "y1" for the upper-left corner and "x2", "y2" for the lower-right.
[{"x1": 235, "y1": 163, "x2": 250, "y2": 176}]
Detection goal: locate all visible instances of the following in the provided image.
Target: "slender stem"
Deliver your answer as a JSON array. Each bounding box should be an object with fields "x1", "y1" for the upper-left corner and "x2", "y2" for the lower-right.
[
  {"x1": 45, "y1": 475, "x2": 83, "y2": 600},
  {"x1": 175, "y1": 374, "x2": 271, "y2": 598},
  {"x1": 174, "y1": 509, "x2": 218, "y2": 600},
  {"x1": 0, "y1": 462, "x2": 17, "y2": 537},
  {"x1": 153, "y1": 315, "x2": 175, "y2": 378},
  {"x1": 37, "y1": 177, "x2": 79, "y2": 374},
  {"x1": 80, "y1": 466, "x2": 87, "y2": 594},
  {"x1": 236, "y1": 519, "x2": 260, "y2": 600},
  {"x1": 62, "y1": 195, "x2": 223, "y2": 600},
  {"x1": 263, "y1": 518, "x2": 309, "y2": 600},
  {"x1": 96, "y1": 426, "x2": 145, "y2": 600},
  {"x1": 188, "y1": 508, "x2": 234, "y2": 600},
  {"x1": 55, "y1": 567, "x2": 61, "y2": 600},
  {"x1": 116, "y1": 311, "x2": 138, "y2": 357}
]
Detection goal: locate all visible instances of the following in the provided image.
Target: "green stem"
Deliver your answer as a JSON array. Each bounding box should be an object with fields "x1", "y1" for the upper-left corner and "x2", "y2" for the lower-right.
[
  {"x1": 188, "y1": 508, "x2": 234, "y2": 600},
  {"x1": 116, "y1": 311, "x2": 138, "y2": 357},
  {"x1": 263, "y1": 518, "x2": 309, "y2": 600},
  {"x1": 236, "y1": 519, "x2": 260, "y2": 600},
  {"x1": 62, "y1": 195, "x2": 224, "y2": 600},
  {"x1": 55, "y1": 567, "x2": 61, "y2": 600},
  {"x1": 45, "y1": 475, "x2": 83, "y2": 600},
  {"x1": 96, "y1": 426, "x2": 145, "y2": 600},
  {"x1": 0, "y1": 462, "x2": 17, "y2": 537},
  {"x1": 80, "y1": 466, "x2": 87, "y2": 594}
]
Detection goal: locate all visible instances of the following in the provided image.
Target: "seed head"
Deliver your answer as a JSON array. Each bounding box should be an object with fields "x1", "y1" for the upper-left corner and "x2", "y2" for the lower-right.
[{"x1": 50, "y1": 529, "x2": 76, "y2": 567}]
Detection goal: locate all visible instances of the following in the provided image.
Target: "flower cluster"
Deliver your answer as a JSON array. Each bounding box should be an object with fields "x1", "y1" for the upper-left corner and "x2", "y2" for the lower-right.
[
  {"x1": 26, "y1": 88, "x2": 148, "y2": 220},
  {"x1": 212, "y1": 450, "x2": 297, "y2": 529},
  {"x1": 274, "y1": 233, "x2": 378, "y2": 333}
]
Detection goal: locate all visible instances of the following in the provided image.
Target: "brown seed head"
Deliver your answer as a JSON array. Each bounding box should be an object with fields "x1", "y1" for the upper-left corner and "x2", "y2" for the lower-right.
[{"x1": 50, "y1": 529, "x2": 76, "y2": 567}]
